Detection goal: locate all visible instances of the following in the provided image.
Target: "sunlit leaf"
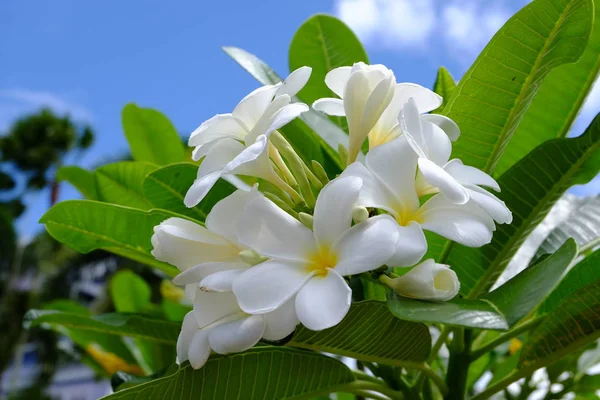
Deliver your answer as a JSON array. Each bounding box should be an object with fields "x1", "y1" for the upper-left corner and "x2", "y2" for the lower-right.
[
  {"x1": 57, "y1": 166, "x2": 98, "y2": 200},
  {"x1": 96, "y1": 161, "x2": 156, "y2": 209}
]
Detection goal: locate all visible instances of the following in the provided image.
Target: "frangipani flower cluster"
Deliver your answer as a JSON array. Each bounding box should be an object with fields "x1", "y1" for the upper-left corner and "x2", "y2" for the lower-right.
[{"x1": 151, "y1": 63, "x2": 512, "y2": 369}]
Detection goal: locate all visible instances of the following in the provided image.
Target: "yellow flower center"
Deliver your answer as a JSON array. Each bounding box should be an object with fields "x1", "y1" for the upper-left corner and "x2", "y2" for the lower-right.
[
  {"x1": 306, "y1": 248, "x2": 338, "y2": 277},
  {"x1": 390, "y1": 201, "x2": 423, "y2": 227}
]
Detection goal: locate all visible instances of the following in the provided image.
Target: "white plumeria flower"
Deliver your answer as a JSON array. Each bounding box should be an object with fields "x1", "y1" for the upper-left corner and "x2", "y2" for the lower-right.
[
  {"x1": 184, "y1": 67, "x2": 312, "y2": 208},
  {"x1": 341, "y1": 135, "x2": 497, "y2": 251},
  {"x1": 383, "y1": 259, "x2": 460, "y2": 301},
  {"x1": 152, "y1": 189, "x2": 261, "y2": 300},
  {"x1": 401, "y1": 98, "x2": 512, "y2": 224},
  {"x1": 177, "y1": 289, "x2": 298, "y2": 369},
  {"x1": 232, "y1": 176, "x2": 399, "y2": 331},
  {"x1": 312, "y1": 62, "x2": 396, "y2": 163}
]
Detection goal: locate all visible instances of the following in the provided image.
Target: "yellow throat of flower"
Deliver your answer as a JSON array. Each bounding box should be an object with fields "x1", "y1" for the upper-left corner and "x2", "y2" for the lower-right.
[{"x1": 306, "y1": 248, "x2": 338, "y2": 277}]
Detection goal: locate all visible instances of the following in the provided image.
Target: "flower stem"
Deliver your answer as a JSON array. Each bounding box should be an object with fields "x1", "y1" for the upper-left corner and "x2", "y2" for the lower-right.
[
  {"x1": 269, "y1": 143, "x2": 296, "y2": 186},
  {"x1": 469, "y1": 318, "x2": 542, "y2": 361}
]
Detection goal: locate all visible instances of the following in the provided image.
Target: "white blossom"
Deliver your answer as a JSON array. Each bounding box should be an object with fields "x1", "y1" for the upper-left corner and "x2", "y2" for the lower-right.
[{"x1": 383, "y1": 259, "x2": 460, "y2": 301}]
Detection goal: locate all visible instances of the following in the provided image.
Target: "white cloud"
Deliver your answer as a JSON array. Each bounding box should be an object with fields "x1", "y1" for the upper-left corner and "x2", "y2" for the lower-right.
[
  {"x1": 0, "y1": 89, "x2": 92, "y2": 131},
  {"x1": 335, "y1": 0, "x2": 436, "y2": 48}
]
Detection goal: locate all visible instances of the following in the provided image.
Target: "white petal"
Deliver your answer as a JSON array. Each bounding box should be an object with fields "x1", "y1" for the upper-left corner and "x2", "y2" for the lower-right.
[
  {"x1": 332, "y1": 215, "x2": 399, "y2": 275},
  {"x1": 177, "y1": 311, "x2": 198, "y2": 364},
  {"x1": 466, "y1": 185, "x2": 513, "y2": 224},
  {"x1": 232, "y1": 260, "x2": 312, "y2": 314},
  {"x1": 277, "y1": 66, "x2": 312, "y2": 98},
  {"x1": 197, "y1": 138, "x2": 245, "y2": 174},
  {"x1": 422, "y1": 114, "x2": 460, "y2": 142},
  {"x1": 400, "y1": 98, "x2": 426, "y2": 156},
  {"x1": 395, "y1": 83, "x2": 443, "y2": 113},
  {"x1": 193, "y1": 289, "x2": 241, "y2": 329},
  {"x1": 188, "y1": 114, "x2": 246, "y2": 147},
  {"x1": 205, "y1": 188, "x2": 262, "y2": 244},
  {"x1": 419, "y1": 195, "x2": 496, "y2": 247},
  {"x1": 191, "y1": 138, "x2": 224, "y2": 162},
  {"x1": 295, "y1": 269, "x2": 351, "y2": 331},
  {"x1": 237, "y1": 196, "x2": 317, "y2": 261},
  {"x1": 262, "y1": 298, "x2": 299, "y2": 341},
  {"x1": 421, "y1": 121, "x2": 452, "y2": 166},
  {"x1": 172, "y1": 262, "x2": 247, "y2": 286},
  {"x1": 245, "y1": 95, "x2": 291, "y2": 144},
  {"x1": 151, "y1": 218, "x2": 238, "y2": 270},
  {"x1": 387, "y1": 222, "x2": 428, "y2": 267},
  {"x1": 312, "y1": 98, "x2": 346, "y2": 116},
  {"x1": 221, "y1": 135, "x2": 269, "y2": 175},
  {"x1": 340, "y1": 162, "x2": 397, "y2": 214},
  {"x1": 184, "y1": 170, "x2": 223, "y2": 208},
  {"x1": 264, "y1": 102, "x2": 309, "y2": 134},
  {"x1": 365, "y1": 136, "x2": 420, "y2": 211},
  {"x1": 391, "y1": 259, "x2": 460, "y2": 301},
  {"x1": 344, "y1": 71, "x2": 370, "y2": 161},
  {"x1": 325, "y1": 66, "x2": 352, "y2": 98},
  {"x1": 188, "y1": 329, "x2": 211, "y2": 369},
  {"x1": 360, "y1": 74, "x2": 395, "y2": 136},
  {"x1": 200, "y1": 269, "x2": 245, "y2": 292},
  {"x1": 418, "y1": 158, "x2": 469, "y2": 205},
  {"x1": 208, "y1": 315, "x2": 265, "y2": 354},
  {"x1": 313, "y1": 176, "x2": 362, "y2": 248},
  {"x1": 232, "y1": 84, "x2": 280, "y2": 128},
  {"x1": 444, "y1": 159, "x2": 501, "y2": 191}
]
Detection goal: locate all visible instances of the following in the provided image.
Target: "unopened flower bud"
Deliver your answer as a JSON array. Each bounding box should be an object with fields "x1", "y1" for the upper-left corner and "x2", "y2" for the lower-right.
[
  {"x1": 381, "y1": 259, "x2": 460, "y2": 301},
  {"x1": 352, "y1": 206, "x2": 369, "y2": 224},
  {"x1": 239, "y1": 249, "x2": 268, "y2": 266},
  {"x1": 298, "y1": 212, "x2": 314, "y2": 229}
]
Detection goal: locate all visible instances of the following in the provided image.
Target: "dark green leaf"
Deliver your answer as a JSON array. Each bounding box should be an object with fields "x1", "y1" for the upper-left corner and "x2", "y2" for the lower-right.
[
  {"x1": 440, "y1": 114, "x2": 600, "y2": 297},
  {"x1": 445, "y1": 0, "x2": 593, "y2": 174},
  {"x1": 100, "y1": 348, "x2": 355, "y2": 400},
  {"x1": 432, "y1": 67, "x2": 456, "y2": 114},
  {"x1": 56, "y1": 166, "x2": 98, "y2": 200},
  {"x1": 538, "y1": 248, "x2": 600, "y2": 315},
  {"x1": 495, "y1": 0, "x2": 600, "y2": 176},
  {"x1": 520, "y1": 281, "x2": 600, "y2": 368},
  {"x1": 96, "y1": 161, "x2": 156, "y2": 209},
  {"x1": 110, "y1": 270, "x2": 152, "y2": 313},
  {"x1": 142, "y1": 162, "x2": 235, "y2": 222},
  {"x1": 290, "y1": 301, "x2": 431, "y2": 364},
  {"x1": 484, "y1": 239, "x2": 577, "y2": 327},
  {"x1": 24, "y1": 310, "x2": 180, "y2": 344},
  {"x1": 40, "y1": 200, "x2": 178, "y2": 276},
  {"x1": 387, "y1": 293, "x2": 508, "y2": 330},
  {"x1": 122, "y1": 103, "x2": 185, "y2": 165}
]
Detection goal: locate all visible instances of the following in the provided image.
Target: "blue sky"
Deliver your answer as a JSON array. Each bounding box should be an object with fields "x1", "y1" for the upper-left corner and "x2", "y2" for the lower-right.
[{"x1": 1, "y1": 0, "x2": 598, "y2": 237}]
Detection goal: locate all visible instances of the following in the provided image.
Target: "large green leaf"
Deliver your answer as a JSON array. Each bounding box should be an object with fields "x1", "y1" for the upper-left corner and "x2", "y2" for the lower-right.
[
  {"x1": 495, "y1": 0, "x2": 600, "y2": 176},
  {"x1": 432, "y1": 67, "x2": 456, "y2": 114},
  {"x1": 536, "y1": 196, "x2": 600, "y2": 259},
  {"x1": 100, "y1": 348, "x2": 355, "y2": 400},
  {"x1": 56, "y1": 166, "x2": 98, "y2": 200},
  {"x1": 445, "y1": 0, "x2": 593, "y2": 174},
  {"x1": 519, "y1": 281, "x2": 600, "y2": 368},
  {"x1": 121, "y1": 103, "x2": 185, "y2": 165},
  {"x1": 441, "y1": 114, "x2": 600, "y2": 297},
  {"x1": 142, "y1": 162, "x2": 235, "y2": 222},
  {"x1": 538, "y1": 248, "x2": 600, "y2": 315},
  {"x1": 483, "y1": 239, "x2": 577, "y2": 327},
  {"x1": 25, "y1": 310, "x2": 180, "y2": 344},
  {"x1": 110, "y1": 270, "x2": 152, "y2": 313},
  {"x1": 95, "y1": 161, "x2": 156, "y2": 209},
  {"x1": 40, "y1": 200, "x2": 178, "y2": 276},
  {"x1": 223, "y1": 46, "x2": 344, "y2": 172},
  {"x1": 387, "y1": 293, "x2": 508, "y2": 330},
  {"x1": 289, "y1": 14, "x2": 368, "y2": 124},
  {"x1": 289, "y1": 301, "x2": 430, "y2": 364}
]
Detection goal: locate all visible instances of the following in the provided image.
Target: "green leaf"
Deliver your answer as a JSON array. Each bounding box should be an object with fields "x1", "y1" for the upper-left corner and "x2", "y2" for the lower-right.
[
  {"x1": 289, "y1": 14, "x2": 368, "y2": 116},
  {"x1": 223, "y1": 46, "x2": 345, "y2": 172},
  {"x1": 444, "y1": 0, "x2": 593, "y2": 174},
  {"x1": 289, "y1": 301, "x2": 431, "y2": 364},
  {"x1": 432, "y1": 67, "x2": 456, "y2": 114},
  {"x1": 100, "y1": 348, "x2": 355, "y2": 400},
  {"x1": 495, "y1": 0, "x2": 600, "y2": 176},
  {"x1": 121, "y1": 103, "x2": 185, "y2": 165},
  {"x1": 24, "y1": 310, "x2": 180, "y2": 344},
  {"x1": 42, "y1": 299, "x2": 90, "y2": 315},
  {"x1": 95, "y1": 161, "x2": 156, "y2": 209},
  {"x1": 538, "y1": 248, "x2": 600, "y2": 315},
  {"x1": 0, "y1": 209, "x2": 16, "y2": 273},
  {"x1": 142, "y1": 162, "x2": 235, "y2": 222},
  {"x1": 536, "y1": 196, "x2": 600, "y2": 259},
  {"x1": 110, "y1": 270, "x2": 152, "y2": 313},
  {"x1": 519, "y1": 281, "x2": 600, "y2": 368},
  {"x1": 441, "y1": 114, "x2": 600, "y2": 297},
  {"x1": 56, "y1": 166, "x2": 98, "y2": 200},
  {"x1": 40, "y1": 200, "x2": 178, "y2": 277},
  {"x1": 483, "y1": 239, "x2": 577, "y2": 327},
  {"x1": 387, "y1": 293, "x2": 508, "y2": 330},
  {"x1": 575, "y1": 374, "x2": 600, "y2": 396}
]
